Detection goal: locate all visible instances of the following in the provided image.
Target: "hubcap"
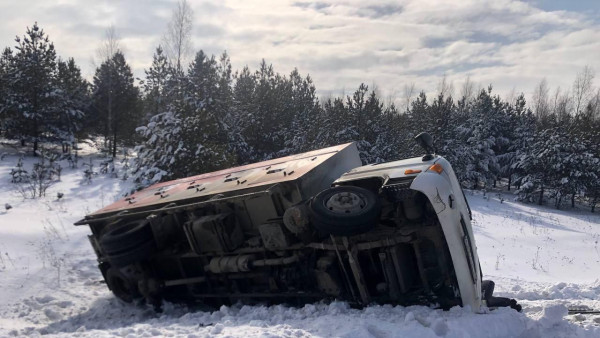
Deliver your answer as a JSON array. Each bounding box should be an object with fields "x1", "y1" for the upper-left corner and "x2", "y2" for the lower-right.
[{"x1": 326, "y1": 192, "x2": 366, "y2": 214}]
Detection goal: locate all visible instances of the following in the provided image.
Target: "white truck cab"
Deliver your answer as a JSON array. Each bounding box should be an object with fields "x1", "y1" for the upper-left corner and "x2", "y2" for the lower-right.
[
  {"x1": 309, "y1": 133, "x2": 518, "y2": 312},
  {"x1": 331, "y1": 154, "x2": 483, "y2": 311}
]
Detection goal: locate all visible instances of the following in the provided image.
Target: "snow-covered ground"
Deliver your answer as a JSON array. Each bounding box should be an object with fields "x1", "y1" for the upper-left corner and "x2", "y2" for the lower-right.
[{"x1": 0, "y1": 146, "x2": 599, "y2": 337}]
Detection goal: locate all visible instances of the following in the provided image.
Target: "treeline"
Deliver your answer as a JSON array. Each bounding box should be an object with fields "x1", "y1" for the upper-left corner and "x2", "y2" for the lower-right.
[
  {"x1": 0, "y1": 23, "x2": 598, "y2": 210},
  {"x1": 0, "y1": 23, "x2": 141, "y2": 157},
  {"x1": 133, "y1": 47, "x2": 600, "y2": 210}
]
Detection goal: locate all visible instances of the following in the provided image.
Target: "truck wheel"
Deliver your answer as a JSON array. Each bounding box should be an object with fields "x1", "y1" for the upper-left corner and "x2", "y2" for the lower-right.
[
  {"x1": 309, "y1": 186, "x2": 381, "y2": 236},
  {"x1": 105, "y1": 267, "x2": 140, "y2": 303},
  {"x1": 482, "y1": 280, "x2": 495, "y2": 301},
  {"x1": 100, "y1": 219, "x2": 154, "y2": 255},
  {"x1": 105, "y1": 240, "x2": 157, "y2": 268}
]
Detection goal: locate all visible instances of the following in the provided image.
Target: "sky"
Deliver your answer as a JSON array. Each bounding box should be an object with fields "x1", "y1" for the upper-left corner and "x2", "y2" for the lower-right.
[{"x1": 0, "y1": 0, "x2": 599, "y2": 104}]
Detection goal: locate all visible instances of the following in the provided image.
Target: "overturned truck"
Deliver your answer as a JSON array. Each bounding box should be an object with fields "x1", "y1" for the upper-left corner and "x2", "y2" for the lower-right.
[{"x1": 75, "y1": 136, "x2": 520, "y2": 312}]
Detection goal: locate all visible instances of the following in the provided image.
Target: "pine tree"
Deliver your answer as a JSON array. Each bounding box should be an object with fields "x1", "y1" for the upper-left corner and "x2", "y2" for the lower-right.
[
  {"x1": 10, "y1": 23, "x2": 58, "y2": 155},
  {"x1": 372, "y1": 103, "x2": 406, "y2": 162},
  {"x1": 133, "y1": 110, "x2": 182, "y2": 185},
  {"x1": 0, "y1": 47, "x2": 17, "y2": 137},
  {"x1": 406, "y1": 92, "x2": 432, "y2": 157},
  {"x1": 457, "y1": 87, "x2": 501, "y2": 188},
  {"x1": 284, "y1": 69, "x2": 320, "y2": 154},
  {"x1": 142, "y1": 46, "x2": 172, "y2": 120},
  {"x1": 54, "y1": 58, "x2": 88, "y2": 151},
  {"x1": 321, "y1": 97, "x2": 354, "y2": 146},
  {"x1": 499, "y1": 94, "x2": 535, "y2": 191},
  {"x1": 134, "y1": 51, "x2": 242, "y2": 185},
  {"x1": 518, "y1": 127, "x2": 559, "y2": 205},
  {"x1": 133, "y1": 46, "x2": 181, "y2": 185},
  {"x1": 570, "y1": 106, "x2": 600, "y2": 210},
  {"x1": 218, "y1": 52, "x2": 251, "y2": 164},
  {"x1": 174, "y1": 50, "x2": 235, "y2": 176},
  {"x1": 91, "y1": 51, "x2": 141, "y2": 158},
  {"x1": 231, "y1": 66, "x2": 256, "y2": 164},
  {"x1": 429, "y1": 92, "x2": 457, "y2": 163},
  {"x1": 360, "y1": 88, "x2": 385, "y2": 163},
  {"x1": 248, "y1": 60, "x2": 281, "y2": 160}
]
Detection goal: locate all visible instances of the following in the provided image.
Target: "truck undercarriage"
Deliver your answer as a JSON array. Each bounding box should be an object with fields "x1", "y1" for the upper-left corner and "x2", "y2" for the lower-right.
[{"x1": 88, "y1": 185, "x2": 461, "y2": 310}]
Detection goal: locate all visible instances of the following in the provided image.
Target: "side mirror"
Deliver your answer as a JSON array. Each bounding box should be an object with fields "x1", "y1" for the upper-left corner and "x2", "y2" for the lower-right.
[{"x1": 414, "y1": 132, "x2": 435, "y2": 161}]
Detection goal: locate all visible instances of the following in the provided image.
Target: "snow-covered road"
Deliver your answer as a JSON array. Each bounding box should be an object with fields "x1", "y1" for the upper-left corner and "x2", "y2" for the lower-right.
[{"x1": 0, "y1": 153, "x2": 598, "y2": 337}]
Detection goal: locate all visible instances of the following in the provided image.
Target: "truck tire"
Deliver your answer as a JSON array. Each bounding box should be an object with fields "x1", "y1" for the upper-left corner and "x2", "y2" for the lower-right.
[
  {"x1": 105, "y1": 240, "x2": 157, "y2": 268},
  {"x1": 100, "y1": 219, "x2": 154, "y2": 255},
  {"x1": 309, "y1": 186, "x2": 381, "y2": 236},
  {"x1": 482, "y1": 280, "x2": 495, "y2": 301},
  {"x1": 105, "y1": 267, "x2": 141, "y2": 303}
]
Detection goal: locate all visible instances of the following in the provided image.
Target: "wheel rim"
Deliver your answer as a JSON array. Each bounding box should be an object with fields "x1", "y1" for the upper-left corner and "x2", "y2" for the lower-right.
[{"x1": 325, "y1": 191, "x2": 366, "y2": 214}]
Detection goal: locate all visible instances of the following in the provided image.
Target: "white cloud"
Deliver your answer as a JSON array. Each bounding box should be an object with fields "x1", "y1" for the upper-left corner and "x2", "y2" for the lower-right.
[{"x1": 0, "y1": 0, "x2": 598, "y2": 105}]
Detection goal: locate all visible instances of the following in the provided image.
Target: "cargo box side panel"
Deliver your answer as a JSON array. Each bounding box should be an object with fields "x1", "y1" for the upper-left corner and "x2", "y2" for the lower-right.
[{"x1": 84, "y1": 143, "x2": 357, "y2": 220}]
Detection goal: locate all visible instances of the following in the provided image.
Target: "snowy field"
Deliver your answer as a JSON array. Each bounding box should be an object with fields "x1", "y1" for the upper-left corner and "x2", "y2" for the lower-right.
[{"x1": 0, "y1": 146, "x2": 599, "y2": 337}]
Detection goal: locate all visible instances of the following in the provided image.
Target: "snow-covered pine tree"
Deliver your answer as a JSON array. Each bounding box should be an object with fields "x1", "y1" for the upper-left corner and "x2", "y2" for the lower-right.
[
  {"x1": 429, "y1": 93, "x2": 455, "y2": 144},
  {"x1": 283, "y1": 69, "x2": 321, "y2": 155},
  {"x1": 557, "y1": 134, "x2": 596, "y2": 209},
  {"x1": 457, "y1": 87, "x2": 501, "y2": 188},
  {"x1": 568, "y1": 106, "x2": 600, "y2": 209},
  {"x1": 500, "y1": 94, "x2": 536, "y2": 191},
  {"x1": 133, "y1": 47, "x2": 182, "y2": 186},
  {"x1": 54, "y1": 58, "x2": 88, "y2": 152},
  {"x1": 317, "y1": 84, "x2": 386, "y2": 164},
  {"x1": 321, "y1": 96, "x2": 355, "y2": 147},
  {"x1": 487, "y1": 94, "x2": 512, "y2": 188},
  {"x1": 10, "y1": 23, "x2": 59, "y2": 155},
  {"x1": 247, "y1": 60, "x2": 285, "y2": 160},
  {"x1": 517, "y1": 127, "x2": 564, "y2": 205},
  {"x1": 406, "y1": 92, "x2": 432, "y2": 157},
  {"x1": 218, "y1": 52, "x2": 251, "y2": 165},
  {"x1": 429, "y1": 92, "x2": 458, "y2": 164},
  {"x1": 91, "y1": 51, "x2": 141, "y2": 158},
  {"x1": 372, "y1": 103, "x2": 407, "y2": 163},
  {"x1": 360, "y1": 88, "x2": 385, "y2": 163},
  {"x1": 341, "y1": 84, "x2": 377, "y2": 163},
  {"x1": 176, "y1": 50, "x2": 235, "y2": 177},
  {"x1": 0, "y1": 47, "x2": 17, "y2": 137},
  {"x1": 133, "y1": 110, "x2": 182, "y2": 186},
  {"x1": 142, "y1": 46, "x2": 172, "y2": 120},
  {"x1": 231, "y1": 66, "x2": 256, "y2": 164}
]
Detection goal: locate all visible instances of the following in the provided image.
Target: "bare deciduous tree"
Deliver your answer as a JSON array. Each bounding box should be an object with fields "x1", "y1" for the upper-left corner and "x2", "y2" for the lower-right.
[
  {"x1": 460, "y1": 75, "x2": 475, "y2": 101},
  {"x1": 163, "y1": 0, "x2": 193, "y2": 72},
  {"x1": 589, "y1": 88, "x2": 600, "y2": 119},
  {"x1": 505, "y1": 86, "x2": 516, "y2": 105},
  {"x1": 532, "y1": 78, "x2": 550, "y2": 119},
  {"x1": 384, "y1": 88, "x2": 399, "y2": 110},
  {"x1": 371, "y1": 81, "x2": 381, "y2": 100},
  {"x1": 437, "y1": 74, "x2": 454, "y2": 98},
  {"x1": 403, "y1": 83, "x2": 415, "y2": 112},
  {"x1": 551, "y1": 86, "x2": 561, "y2": 113},
  {"x1": 551, "y1": 87, "x2": 571, "y2": 119},
  {"x1": 573, "y1": 65, "x2": 595, "y2": 115},
  {"x1": 94, "y1": 26, "x2": 121, "y2": 152},
  {"x1": 96, "y1": 25, "x2": 120, "y2": 63}
]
